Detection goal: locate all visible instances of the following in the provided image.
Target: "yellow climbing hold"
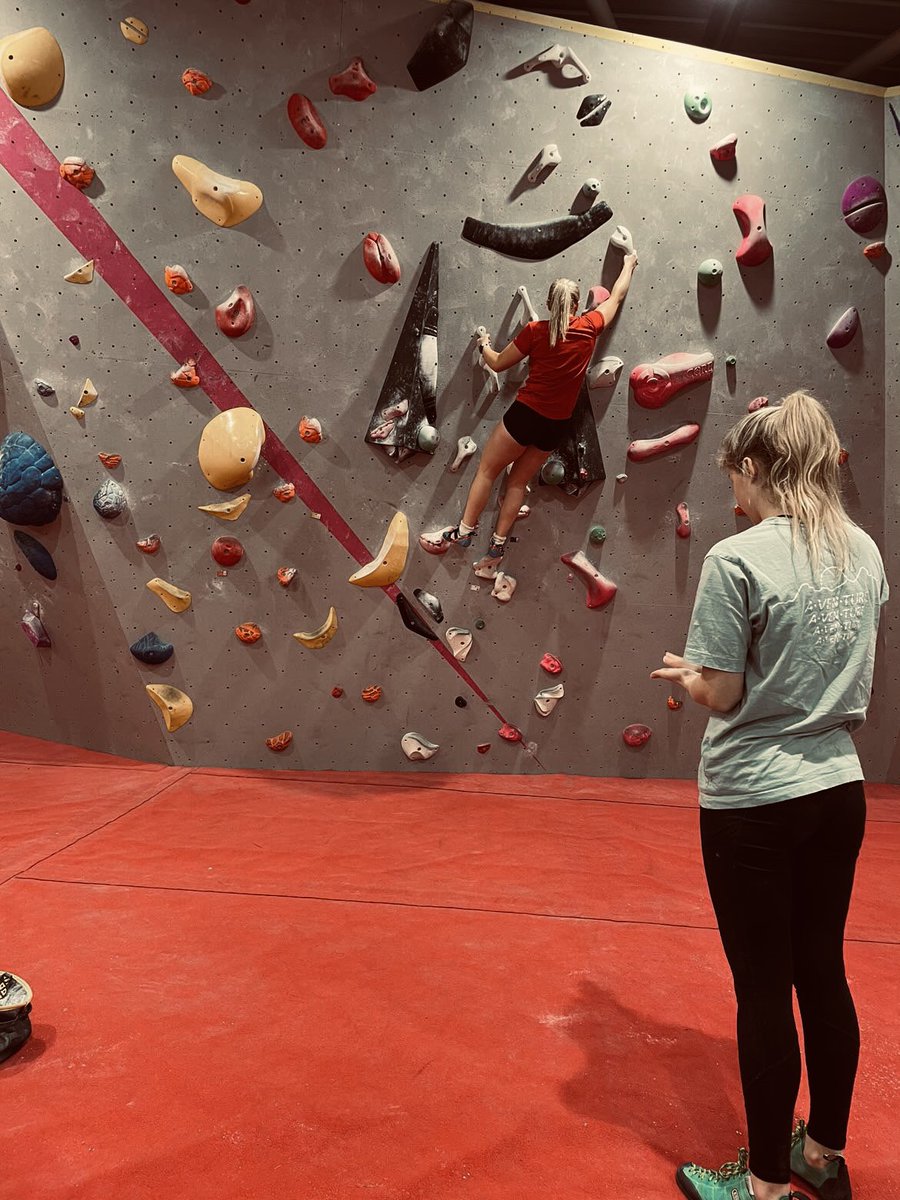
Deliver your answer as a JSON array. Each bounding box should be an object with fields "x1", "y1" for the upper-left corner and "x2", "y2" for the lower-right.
[
  {"x1": 146, "y1": 577, "x2": 192, "y2": 613},
  {"x1": 348, "y1": 511, "x2": 409, "y2": 588},
  {"x1": 197, "y1": 493, "x2": 251, "y2": 521},
  {"x1": 146, "y1": 684, "x2": 193, "y2": 732},
  {"x1": 292, "y1": 607, "x2": 338, "y2": 649}
]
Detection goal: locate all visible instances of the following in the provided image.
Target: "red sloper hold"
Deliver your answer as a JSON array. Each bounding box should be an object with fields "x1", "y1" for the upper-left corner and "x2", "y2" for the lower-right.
[
  {"x1": 629, "y1": 351, "x2": 714, "y2": 409},
  {"x1": 287, "y1": 94, "x2": 327, "y2": 149},
  {"x1": 499, "y1": 724, "x2": 522, "y2": 742},
  {"x1": 363, "y1": 232, "x2": 401, "y2": 284},
  {"x1": 733, "y1": 194, "x2": 773, "y2": 267},
  {"x1": 215, "y1": 286, "x2": 255, "y2": 337},
  {"x1": 627, "y1": 423, "x2": 701, "y2": 463},
  {"x1": 675, "y1": 502, "x2": 691, "y2": 538},
  {"x1": 329, "y1": 57, "x2": 377, "y2": 101}
]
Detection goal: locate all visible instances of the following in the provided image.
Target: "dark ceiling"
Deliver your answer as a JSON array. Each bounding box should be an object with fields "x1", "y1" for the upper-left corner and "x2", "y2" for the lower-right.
[{"x1": 495, "y1": 0, "x2": 900, "y2": 87}]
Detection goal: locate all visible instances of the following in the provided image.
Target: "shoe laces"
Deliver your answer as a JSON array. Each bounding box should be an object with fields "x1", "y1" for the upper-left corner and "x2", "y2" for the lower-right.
[{"x1": 691, "y1": 1147, "x2": 749, "y2": 1181}]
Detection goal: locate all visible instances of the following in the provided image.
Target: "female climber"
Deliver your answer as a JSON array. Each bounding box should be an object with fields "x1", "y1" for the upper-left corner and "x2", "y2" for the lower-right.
[
  {"x1": 420, "y1": 254, "x2": 637, "y2": 574},
  {"x1": 651, "y1": 392, "x2": 888, "y2": 1200}
]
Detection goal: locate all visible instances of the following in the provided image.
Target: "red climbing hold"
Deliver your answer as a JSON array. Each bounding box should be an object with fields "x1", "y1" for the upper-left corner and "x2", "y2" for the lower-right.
[
  {"x1": 499, "y1": 724, "x2": 522, "y2": 743},
  {"x1": 287, "y1": 94, "x2": 327, "y2": 149},
  {"x1": 331, "y1": 687, "x2": 344, "y2": 698},
  {"x1": 627, "y1": 423, "x2": 701, "y2": 463},
  {"x1": 363, "y1": 232, "x2": 401, "y2": 285},
  {"x1": 733, "y1": 194, "x2": 773, "y2": 267},
  {"x1": 630, "y1": 351, "x2": 714, "y2": 409},
  {"x1": 181, "y1": 68, "x2": 213, "y2": 95},
  {"x1": 329, "y1": 57, "x2": 377, "y2": 101},
  {"x1": 477, "y1": 743, "x2": 491, "y2": 755},
  {"x1": 748, "y1": 396, "x2": 769, "y2": 413},
  {"x1": 540, "y1": 653, "x2": 563, "y2": 674},
  {"x1": 675, "y1": 502, "x2": 691, "y2": 538},
  {"x1": 211, "y1": 536, "x2": 244, "y2": 567},
  {"x1": 215, "y1": 286, "x2": 255, "y2": 337},
  {"x1": 622, "y1": 723, "x2": 652, "y2": 748}
]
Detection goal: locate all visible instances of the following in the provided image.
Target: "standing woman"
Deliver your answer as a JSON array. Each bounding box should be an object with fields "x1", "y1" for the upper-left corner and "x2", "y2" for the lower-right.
[
  {"x1": 652, "y1": 392, "x2": 888, "y2": 1200},
  {"x1": 420, "y1": 254, "x2": 637, "y2": 574}
]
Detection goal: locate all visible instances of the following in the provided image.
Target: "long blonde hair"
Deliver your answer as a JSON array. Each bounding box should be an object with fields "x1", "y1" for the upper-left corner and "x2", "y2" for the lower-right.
[
  {"x1": 716, "y1": 390, "x2": 853, "y2": 573},
  {"x1": 547, "y1": 278, "x2": 580, "y2": 347}
]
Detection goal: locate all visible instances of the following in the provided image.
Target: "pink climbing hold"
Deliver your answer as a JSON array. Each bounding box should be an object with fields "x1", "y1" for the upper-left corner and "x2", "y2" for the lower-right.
[
  {"x1": 477, "y1": 742, "x2": 491, "y2": 754},
  {"x1": 540, "y1": 653, "x2": 563, "y2": 674},
  {"x1": 733, "y1": 194, "x2": 772, "y2": 266},
  {"x1": 583, "y1": 284, "x2": 611, "y2": 312},
  {"x1": 499, "y1": 724, "x2": 522, "y2": 743},
  {"x1": 629, "y1": 351, "x2": 714, "y2": 409},
  {"x1": 329, "y1": 57, "x2": 377, "y2": 101},
  {"x1": 215, "y1": 285, "x2": 256, "y2": 337},
  {"x1": 622, "y1": 723, "x2": 651, "y2": 748},
  {"x1": 675, "y1": 502, "x2": 691, "y2": 538},
  {"x1": 709, "y1": 133, "x2": 737, "y2": 162},
  {"x1": 827, "y1": 307, "x2": 860, "y2": 349},
  {"x1": 748, "y1": 395, "x2": 769, "y2": 412},
  {"x1": 560, "y1": 550, "x2": 617, "y2": 610},
  {"x1": 287, "y1": 94, "x2": 327, "y2": 149},
  {"x1": 627, "y1": 423, "x2": 701, "y2": 462},
  {"x1": 363, "y1": 232, "x2": 401, "y2": 284}
]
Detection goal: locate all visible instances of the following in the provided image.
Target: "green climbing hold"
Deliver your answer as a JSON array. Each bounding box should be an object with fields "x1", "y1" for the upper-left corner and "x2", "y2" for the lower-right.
[
  {"x1": 698, "y1": 258, "x2": 723, "y2": 287},
  {"x1": 589, "y1": 525, "x2": 607, "y2": 546},
  {"x1": 684, "y1": 89, "x2": 712, "y2": 122},
  {"x1": 726, "y1": 355, "x2": 737, "y2": 367}
]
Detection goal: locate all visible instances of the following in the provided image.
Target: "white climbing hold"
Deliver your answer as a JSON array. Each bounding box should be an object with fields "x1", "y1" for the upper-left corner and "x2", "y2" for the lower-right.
[
  {"x1": 401, "y1": 732, "x2": 439, "y2": 761},
  {"x1": 492, "y1": 572, "x2": 517, "y2": 603},
  {"x1": 587, "y1": 357, "x2": 624, "y2": 390},
  {"x1": 527, "y1": 143, "x2": 561, "y2": 184},
  {"x1": 64, "y1": 259, "x2": 94, "y2": 284},
  {"x1": 610, "y1": 225, "x2": 634, "y2": 254},
  {"x1": 471, "y1": 328, "x2": 499, "y2": 393},
  {"x1": 534, "y1": 682, "x2": 565, "y2": 716},
  {"x1": 450, "y1": 435, "x2": 478, "y2": 472},
  {"x1": 445, "y1": 626, "x2": 473, "y2": 661},
  {"x1": 516, "y1": 284, "x2": 538, "y2": 323},
  {"x1": 615, "y1": 473, "x2": 628, "y2": 483},
  {"x1": 521, "y1": 43, "x2": 590, "y2": 84}
]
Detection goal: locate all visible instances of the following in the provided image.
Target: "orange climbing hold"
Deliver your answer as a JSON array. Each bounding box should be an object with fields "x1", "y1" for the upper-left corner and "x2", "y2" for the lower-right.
[
  {"x1": 58, "y1": 156, "x2": 95, "y2": 189},
  {"x1": 361, "y1": 685, "x2": 382, "y2": 703},
  {"x1": 164, "y1": 264, "x2": 194, "y2": 294},
  {"x1": 298, "y1": 417, "x2": 323, "y2": 444},
  {"x1": 235, "y1": 622, "x2": 262, "y2": 643},
  {"x1": 98, "y1": 453, "x2": 121, "y2": 469},
  {"x1": 273, "y1": 482, "x2": 295, "y2": 502},
  {"x1": 181, "y1": 67, "x2": 213, "y2": 95},
  {"x1": 276, "y1": 566, "x2": 296, "y2": 587},
  {"x1": 265, "y1": 730, "x2": 293, "y2": 752},
  {"x1": 171, "y1": 359, "x2": 200, "y2": 388}
]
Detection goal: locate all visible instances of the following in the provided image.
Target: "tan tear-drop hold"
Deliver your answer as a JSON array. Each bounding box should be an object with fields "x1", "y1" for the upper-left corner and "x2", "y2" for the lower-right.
[
  {"x1": 64, "y1": 260, "x2": 94, "y2": 284},
  {"x1": 197, "y1": 493, "x2": 251, "y2": 521},
  {"x1": 146, "y1": 577, "x2": 192, "y2": 613},
  {"x1": 79, "y1": 379, "x2": 98, "y2": 406},
  {"x1": 146, "y1": 684, "x2": 193, "y2": 732},
  {"x1": 198, "y1": 409, "x2": 266, "y2": 491},
  {"x1": 120, "y1": 17, "x2": 149, "y2": 45},
  {"x1": 292, "y1": 607, "x2": 338, "y2": 649},
  {"x1": 171, "y1": 155, "x2": 263, "y2": 228},
  {"x1": 348, "y1": 512, "x2": 409, "y2": 588},
  {"x1": 0, "y1": 27, "x2": 65, "y2": 108}
]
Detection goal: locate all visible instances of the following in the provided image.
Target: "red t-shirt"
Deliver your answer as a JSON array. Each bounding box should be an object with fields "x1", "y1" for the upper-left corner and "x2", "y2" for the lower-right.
[{"x1": 512, "y1": 310, "x2": 606, "y2": 420}]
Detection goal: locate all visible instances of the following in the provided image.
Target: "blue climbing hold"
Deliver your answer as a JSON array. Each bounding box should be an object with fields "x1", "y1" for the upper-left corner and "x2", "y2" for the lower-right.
[
  {"x1": 0, "y1": 433, "x2": 63, "y2": 526},
  {"x1": 13, "y1": 531, "x2": 57, "y2": 580},
  {"x1": 130, "y1": 632, "x2": 174, "y2": 665}
]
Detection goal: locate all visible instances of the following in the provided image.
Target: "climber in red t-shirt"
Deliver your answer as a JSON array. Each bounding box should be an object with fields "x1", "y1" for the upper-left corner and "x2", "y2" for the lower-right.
[{"x1": 421, "y1": 252, "x2": 637, "y2": 574}]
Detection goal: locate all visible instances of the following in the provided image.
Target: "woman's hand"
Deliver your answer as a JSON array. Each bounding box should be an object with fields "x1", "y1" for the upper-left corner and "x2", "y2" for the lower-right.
[
  {"x1": 624, "y1": 251, "x2": 638, "y2": 272},
  {"x1": 651, "y1": 653, "x2": 745, "y2": 713},
  {"x1": 650, "y1": 651, "x2": 700, "y2": 691}
]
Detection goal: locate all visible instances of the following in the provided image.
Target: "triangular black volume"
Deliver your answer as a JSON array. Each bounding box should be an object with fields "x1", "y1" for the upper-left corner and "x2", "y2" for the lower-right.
[
  {"x1": 366, "y1": 242, "x2": 440, "y2": 457},
  {"x1": 541, "y1": 377, "x2": 605, "y2": 497},
  {"x1": 407, "y1": 1, "x2": 474, "y2": 92},
  {"x1": 395, "y1": 593, "x2": 438, "y2": 640}
]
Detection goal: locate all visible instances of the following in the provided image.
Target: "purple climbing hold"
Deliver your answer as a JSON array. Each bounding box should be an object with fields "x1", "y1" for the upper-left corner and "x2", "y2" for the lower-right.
[
  {"x1": 0, "y1": 433, "x2": 63, "y2": 527},
  {"x1": 21, "y1": 605, "x2": 51, "y2": 648},
  {"x1": 841, "y1": 177, "x2": 886, "y2": 234},
  {"x1": 826, "y1": 306, "x2": 860, "y2": 350},
  {"x1": 13, "y1": 531, "x2": 57, "y2": 580}
]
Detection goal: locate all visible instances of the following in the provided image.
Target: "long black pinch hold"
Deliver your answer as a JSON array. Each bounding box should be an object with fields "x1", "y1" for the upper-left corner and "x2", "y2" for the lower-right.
[
  {"x1": 13, "y1": 530, "x2": 57, "y2": 580},
  {"x1": 461, "y1": 202, "x2": 613, "y2": 261},
  {"x1": 407, "y1": 0, "x2": 474, "y2": 91},
  {"x1": 540, "y1": 376, "x2": 605, "y2": 498},
  {"x1": 577, "y1": 93, "x2": 611, "y2": 126},
  {"x1": 366, "y1": 241, "x2": 439, "y2": 461},
  {"x1": 396, "y1": 592, "x2": 438, "y2": 641},
  {"x1": 890, "y1": 102, "x2": 900, "y2": 138}
]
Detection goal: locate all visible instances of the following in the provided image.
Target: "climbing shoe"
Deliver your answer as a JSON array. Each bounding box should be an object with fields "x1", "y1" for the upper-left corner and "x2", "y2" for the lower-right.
[
  {"x1": 676, "y1": 1146, "x2": 808, "y2": 1200},
  {"x1": 790, "y1": 1119, "x2": 851, "y2": 1200},
  {"x1": 473, "y1": 534, "x2": 507, "y2": 579},
  {"x1": 418, "y1": 524, "x2": 476, "y2": 555},
  {"x1": 0, "y1": 971, "x2": 33, "y2": 1064}
]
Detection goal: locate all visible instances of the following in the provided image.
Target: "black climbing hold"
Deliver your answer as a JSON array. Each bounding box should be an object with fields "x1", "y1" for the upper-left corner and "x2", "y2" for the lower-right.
[
  {"x1": 130, "y1": 631, "x2": 175, "y2": 665},
  {"x1": 577, "y1": 93, "x2": 611, "y2": 127},
  {"x1": 396, "y1": 592, "x2": 438, "y2": 640},
  {"x1": 455, "y1": 696, "x2": 467, "y2": 708},
  {"x1": 407, "y1": 0, "x2": 473, "y2": 92},
  {"x1": 474, "y1": 618, "x2": 485, "y2": 630},
  {"x1": 13, "y1": 531, "x2": 57, "y2": 580},
  {"x1": 461, "y1": 202, "x2": 613, "y2": 262},
  {"x1": 539, "y1": 376, "x2": 605, "y2": 497}
]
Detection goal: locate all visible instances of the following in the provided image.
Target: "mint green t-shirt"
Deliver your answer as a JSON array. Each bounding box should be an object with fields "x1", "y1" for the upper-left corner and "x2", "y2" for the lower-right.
[{"x1": 684, "y1": 518, "x2": 888, "y2": 809}]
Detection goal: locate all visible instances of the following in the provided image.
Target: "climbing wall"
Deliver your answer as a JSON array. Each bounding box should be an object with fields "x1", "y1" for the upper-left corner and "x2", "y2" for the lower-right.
[{"x1": 0, "y1": 0, "x2": 894, "y2": 777}]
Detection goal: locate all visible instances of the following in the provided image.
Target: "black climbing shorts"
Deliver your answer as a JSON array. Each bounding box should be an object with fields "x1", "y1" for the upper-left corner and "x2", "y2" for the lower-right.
[{"x1": 502, "y1": 400, "x2": 571, "y2": 452}]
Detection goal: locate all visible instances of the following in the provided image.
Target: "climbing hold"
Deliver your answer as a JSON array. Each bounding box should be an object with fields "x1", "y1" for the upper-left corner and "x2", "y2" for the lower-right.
[
  {"x1": 211, "y1": 536, "x2": 244, "y2": 566},
  {"x1": 474, "y1": 618, "x2": 485, "y2": 630},
  {"x1": 120, "y1": 17, "x2": 149, "y2": 44},
  {"x1": 615, "y1": 473, "x2": 628, "y2": 483},
  {"x1": 273, "y1": 482, "x2": 295, "y2": 502},
  {"x1": 675, "y1": 501, "x2": 691, "y2": 538},
  {"x1": 473, "y1": 328, "x2": 500, "y2": 394},
  {"x1": 534, "y1": 682, "x2": 564, "y2": 717},
  {"x1": 517, "y1": 284, "x2": 539, "y2": 322},
  {"x1": 361, "y1": 685, "x2": 382, "y2": 703},
  {"x1": 414, "y1": 588, "x2": 444, "y2": 623},
  {"x1": 710, "y1": 133, "x2": 737, "y2": 161},
  {"x1": 622, "y1": 723, "x2": 651, "y2": 748},
  {"x1": 521, "y1": 42, "x2": 590, "y2": 83},
  {"x1": 215, "y1": 285, "x2": 256, "y2": 337},
  {"x1": 498, "y1": 724, "x2": 522, "y2": 743},
  {"x1": 684, "y1": 89, "x2": 711, "y2": 122},
  {"x1": 266, "y1": 731, "x2": 293, "y2": 752},
  {"x1": 172, "y1": 155, "x2": 262, "y2": 227},
  {"x1": 129, "y1": 632, "x2": 174, "y2": 665},
  {"x1": 446, "y1": 627, "x2": 473, "y2": 661},
  {"x1": 748, "y1": 395, "x2": 769, "y2": 412},
  {"x1": 477, "y1": 742, "x2": 491, "y2": 754},
  {"x1": 725, "y1": 354, "x2": 737, "y2": 367},
  {"x1": 331, "y1": 687, "x2": 344, "y2": 698},
  {"x1": 198, "y1": 494, "x2": 252, "y2": 520},
  {"x1": 135, "y1": 535, "x2": 161, "y2": 555},
  {"x1": 667, "y1": 695, "x2": 683, "y2": 711},
  {"x1": 69, "y1": 407, "x2": 85, "y2": 421},
  {"x1": 297, "y1": 417, "x2": 323, "y2": 445},
  {"x1": 589, "y1": 525, "x2": 606, "y2": 546},
  {"x1": 146, "y1": 577, "x2": 191, "y2": 613},
  {"x1": 587, "y1": 357, "x2": 623, "y2": 390},
  {"x1": 348, "y1": 511, "x2": 409, "y2": 588},
  {"x1": 839, "y1": 448, "x2": 850, "y2": 466},
  {"x1": 545, "y1": 378, "x2": 606, "y2": 497},
  {"x1": 583, "y1": 285, "x2": 611, "y2": 312},
  {"x1": 35, "y1": 380, "x2": 54, "y2": 397},
  {"x1": 733, "y1": 194, "x2": 773, "y2": 266},
  {"x1": 450, "y1": 435, "x2": 478, "y2": 472},
  {"x1": 277, "y1": 566, "x2": 296, "y2": 587},
  {"x1": 92, "y1": 479, "x2": 128, "y2": 519},
  {"x1": 287, "y1": 93, "x2": 327, "y2": 149},
  {"x1": 416, "y1": 422, "x2": 440, "y2": 452},
  {"x1": 630, "y1": 351, "x2": 714, "y2": 408},
  {"x1": 0, "y1": 434, "x2": 63, "y2": 527},
  {"x1": 827, "y1": 306, "x2": 860, "y2": 349},
  {"x1": 58, "y1": 156, "x2": 94, "y2": 190},
  {"x1": 401, "y1": 732, "x2": 439, "y2": 761},
  {"x1": 462, "y1": 203, "x2": 613, "y2": 261},
  {"x1": 540, "y1": 653, "x2": 563, "y2": 674},
  {"x1": 164, "y1": 265, "x2": 193, "y2": 294},
  {"x1": 841, "y1": 176, "x2": 887, "y2": 234},
  {"x1": 146, "y1": 684, "x2": 193, "y2": 733},
  {"x1": 864, "y1": 241, "x2": 886, "y2": 260},
  {"x1": 363, "y1": 232, "x2": 401, "y2": 285},
  {"x1": 576, "y1": 93, "x2": 610, "y2": 126},
  {"x1": 235, "y1": 622, "x2": 262, "y2": 644},
  {"x1": 407, "y1": 0, "x2": 473, "y2": 90},
  {"x1": 610, "y1": 225, "x2": 634, "y2": 254},
  {"x1": 13, "y1": 531, "x2": 57, "y2": 580},
  {"x1": 541, "y1": 459, "x2": 566, "y2": 485},
  {"x1": 491, "y1": 572, "x2": 517, "y2": 603},
  {"x1": 21, "y1": 603, "x2": 51, "y2": 648},
  {"x1": 527, "y1": 143, "x2": 561, "y2": 184},
  {"x1": 456, "y1": 696, "x2": 468, "y2": 708},
  {"x1": 329, "y1": 57, "x2": 376, "y2": 100},
  {"x1": 293, "y1": 607, "x2": 338, "y2": 649},
  {"x1": 98, "y1": 453, "x2": 121, "y2": 469},
  {"x1": 627, "y1": 423, "x2": 701, "y2": 462},
  {"x1": 396, "y1": 592, "x2": 438, "y2": 640},
  {"x1": 580, "y1": 178, "x2": 602, "y2": 201},
  {"x1": 77, "y1": 380, "x2": 97, "y2": 409},
  {"x1": 561, "y1": 550, "x2": 616, "y2": 609},
  {"x1": 64, "y1": 260, "x2": 94, "y2": 284},
  {"x1": 198, "y1": 409, "x2": 265, "y2": 491},
  {"x1": 0, "y1": 27, "x2": 65, "y2": 107},
  {"x1": 171, "y1": 359, "x2": 200, "y2": 388},
  {"x1": 181, "y1": 68, "x2": 213, "y2": 95},
  {"x1": 698, "y1": 258, "x2": 723, "y2": 287},
  {"x1": 69, "y1": 335, "x2": 80, "y2": 347}
]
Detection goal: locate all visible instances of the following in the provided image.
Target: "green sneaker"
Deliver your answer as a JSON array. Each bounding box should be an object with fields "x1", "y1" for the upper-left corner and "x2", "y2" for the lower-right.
[
  {"x1": 790, "y1": 1119, "x2": 852, "y2": 1200},
  {"x1": 676, "y1": 1147, "x2": 805, "y2": 1200}
]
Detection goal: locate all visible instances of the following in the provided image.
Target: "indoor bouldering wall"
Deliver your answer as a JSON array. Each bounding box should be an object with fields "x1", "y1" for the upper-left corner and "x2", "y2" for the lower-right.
[{"x1": 0, "y1": 0, "x2": 894, "y2": 777}]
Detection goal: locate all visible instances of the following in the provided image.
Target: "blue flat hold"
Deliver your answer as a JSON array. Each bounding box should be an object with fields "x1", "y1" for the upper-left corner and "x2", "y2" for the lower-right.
[
  {"x1": 13, "y1": 531, "x2": 57, "y2": 580},
  {"x1": 0, "y1": 433, "x2": 63, "y2": 526}
]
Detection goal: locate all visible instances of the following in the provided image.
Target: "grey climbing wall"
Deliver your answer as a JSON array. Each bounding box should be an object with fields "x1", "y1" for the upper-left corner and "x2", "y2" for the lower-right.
[{"x1": 0, "y1": 0, "x2": 894, "y2": 778}]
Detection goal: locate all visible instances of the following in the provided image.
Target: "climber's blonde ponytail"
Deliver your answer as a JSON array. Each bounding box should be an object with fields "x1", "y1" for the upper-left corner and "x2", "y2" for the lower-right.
[{"x1": 547, "y1": 278, "x2": 580, "y2": 347}]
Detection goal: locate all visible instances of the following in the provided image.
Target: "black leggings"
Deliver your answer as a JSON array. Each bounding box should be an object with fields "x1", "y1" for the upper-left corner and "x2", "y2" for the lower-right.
[{"x1": 700, "y1": 781, "x2": 866, "y2": 1185}]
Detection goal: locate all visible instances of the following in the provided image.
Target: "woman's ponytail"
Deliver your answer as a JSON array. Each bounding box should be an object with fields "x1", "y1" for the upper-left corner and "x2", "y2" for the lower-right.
[{"x1": 547, "y1": 278, "x2": 580, "y2": 347}]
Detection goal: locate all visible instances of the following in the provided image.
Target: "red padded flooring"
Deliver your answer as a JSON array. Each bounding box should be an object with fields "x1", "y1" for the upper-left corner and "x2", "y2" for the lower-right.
[{"x1": 1, "y1": 732, "x2": 898, "y2": 1199}]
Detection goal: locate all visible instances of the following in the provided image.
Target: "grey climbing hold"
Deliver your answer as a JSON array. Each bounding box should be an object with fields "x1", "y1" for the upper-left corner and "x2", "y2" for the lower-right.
[
  {"x1": 450, "y1": 435, "x2": 478, "y2": 472},
  {"x1": 541, "y1": 458, "x2": 566, "y2": 485},
  {"x1": 587, "y1": 357, "x2": 623, "y2": 390},
  {"x1": 725, "y1": 355, "x2": 737, "y2": 367},
  {"x1": 521, "y1": 43, "x2": 590, "y2": 83},
  {"x1": 0, "y1": 433, "x2": 63, "y2": 527},
  {"x1": 93, "y1": 479, "x2": 128, "y2": 519},
  {"x1": 446, "y1": 626, "x2": 473, "y2": 661},
  {"x1": 13, "y1": 531, "x2": 57, "y2": 580},
  {"x1": 35, "y1": 380, "x2": 55, "y2": 397},
  {"x1": 527, "y1": 143, "x2": 561, "y2": 184},
  {"x1": 130, "y1": 631, "x2": 174, "y2": 665},
  {"x1": 401, "y1": 732, "x2": 439, "y2": 761},
  {"x1": 474, "y1": 618, "x2": 485, "y2": 630},
  {"x1": 413, "y1": 588, "x2": 444, "y2": 623},
  {"x1": 416, "y1": 422, "x2": 440, "y2": 452},
  {"x1": 407, "y1": 0, "x2": 473, "y2": 91},
  {"x1": 462, "y1": 202, "x2": 613, "y2": 262},
  {"x1": 698, "y1": 258, "x2": 724, "y2": 287},
  {"x1": 577, "y1": 93, "x2": 610, "y2": 126},
  {"x1": 610, "y1": 225, "x2": 634, "y2": 254},
  {"x1": 516, "y1": 284, "x2": 538, "y2": 322},
  {"x1": 534, "y1": 682, "x2": 564, "y2": 716}
]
